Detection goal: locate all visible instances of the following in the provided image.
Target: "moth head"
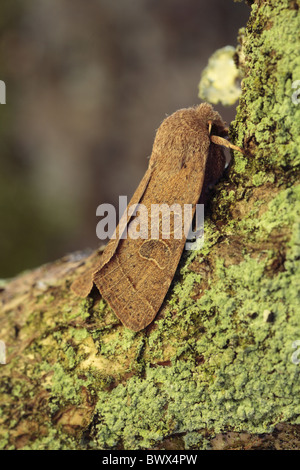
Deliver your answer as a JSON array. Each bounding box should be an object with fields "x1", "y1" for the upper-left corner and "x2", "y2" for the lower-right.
[
  {"x1": 193, "y1": 103, "x2": 244, "y2": 187},
  {"x1": 196, "y1": 102, "x2": 244, "y2": 154}
]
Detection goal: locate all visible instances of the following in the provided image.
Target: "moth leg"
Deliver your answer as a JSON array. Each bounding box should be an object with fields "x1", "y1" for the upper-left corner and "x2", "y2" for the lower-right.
[{"x1": 210, "y1": 134, "x2": 244, "y2": 154}]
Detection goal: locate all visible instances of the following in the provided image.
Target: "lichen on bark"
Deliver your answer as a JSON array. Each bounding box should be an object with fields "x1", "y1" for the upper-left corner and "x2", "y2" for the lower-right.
[{"x1": 1, "y1": 0, "x2": 300, "y2": 450}]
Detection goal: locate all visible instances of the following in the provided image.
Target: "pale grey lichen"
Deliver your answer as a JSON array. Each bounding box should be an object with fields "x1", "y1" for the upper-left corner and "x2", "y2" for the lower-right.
[{"x1": 198, "y1": 46, "x2": 242, "y2": 106}]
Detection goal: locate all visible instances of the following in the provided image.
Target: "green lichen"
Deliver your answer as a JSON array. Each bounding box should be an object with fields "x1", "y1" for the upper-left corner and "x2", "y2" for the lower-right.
[
  {"x1": 64, "y1": 345, "x2": 78, "y2": 369},
  {"x1": 232, "y1": 0, "x2": 300, "y2": 172},
  {"x1": 22, "y1": 428, "x2": 78, "y2": 451},
  {"x1": 0, "y1": 432, "x2": 10, "y2": 450},
  {"x1": 252, "y1": 171, "x2": 275, "y2": 187},
  {"x1": 69, "y1": 327, "x2": 89, "y2": 342},
  {"x1": 183, "y1": 431, "x2": 209, "y2": 450},
  {"x1": 46, "y1": 363, "x2": 86, "y2": 414},
  {"x1": 79, "y1": 298, "x2": 93, "y2": 320}
]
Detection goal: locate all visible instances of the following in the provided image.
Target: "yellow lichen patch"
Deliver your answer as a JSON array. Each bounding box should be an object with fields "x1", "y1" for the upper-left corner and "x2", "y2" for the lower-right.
[
  {"x1": 199, "y1": 46, "x2": 242, "y2": 106},
  {"x1": 79, "y1": 336, "x2": 127, "y2": 375}
]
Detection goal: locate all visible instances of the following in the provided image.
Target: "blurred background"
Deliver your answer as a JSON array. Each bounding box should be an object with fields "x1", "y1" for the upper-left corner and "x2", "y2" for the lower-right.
[{"x1": 0, "y1": 0, "x2": 250, "y2": 278}]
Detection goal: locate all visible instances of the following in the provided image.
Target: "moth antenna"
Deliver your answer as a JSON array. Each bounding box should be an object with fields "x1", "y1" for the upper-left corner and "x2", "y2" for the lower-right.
[
  {"x1": 207, "y1": 120, "x2": 213, "y2": 135},
  {"x1": 210, "y1": 135, "x2": 244, "y2": 154}
]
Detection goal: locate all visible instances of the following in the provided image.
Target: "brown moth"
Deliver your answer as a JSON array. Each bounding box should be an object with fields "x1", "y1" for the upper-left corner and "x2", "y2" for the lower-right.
[{"x1": 71, "y1": 103, "x2": 243, "y2": 331}]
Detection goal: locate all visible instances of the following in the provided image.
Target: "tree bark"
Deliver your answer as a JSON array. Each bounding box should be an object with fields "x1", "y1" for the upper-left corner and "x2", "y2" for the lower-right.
[{"x1": 1, "y1": 0, "x2": 300, "y2": 450}]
